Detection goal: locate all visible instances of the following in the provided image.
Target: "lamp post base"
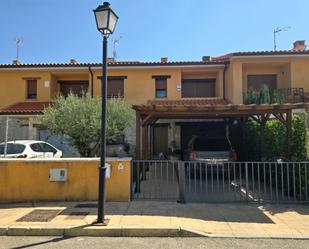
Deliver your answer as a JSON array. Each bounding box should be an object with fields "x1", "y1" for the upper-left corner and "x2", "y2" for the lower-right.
[{"x1": 93, "y1": 219, "x2": 110, "y2": 226}]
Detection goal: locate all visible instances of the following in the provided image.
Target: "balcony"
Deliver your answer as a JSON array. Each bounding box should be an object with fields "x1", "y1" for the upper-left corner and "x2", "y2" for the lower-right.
[{"x1": 243, "y1": 87, "x2": 305, "y2": 104}]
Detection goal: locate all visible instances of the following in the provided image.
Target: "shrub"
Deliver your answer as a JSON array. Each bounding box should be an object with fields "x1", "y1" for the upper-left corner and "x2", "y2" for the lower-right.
[{"x1": 231, "y1": 113, "x2": 307, "y2": 161}]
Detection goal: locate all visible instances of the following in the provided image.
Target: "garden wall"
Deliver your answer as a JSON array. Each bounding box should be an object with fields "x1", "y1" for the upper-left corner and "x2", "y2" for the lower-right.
[{"x1": 0, "y1": 158, "x2": 131, "y2": 203}]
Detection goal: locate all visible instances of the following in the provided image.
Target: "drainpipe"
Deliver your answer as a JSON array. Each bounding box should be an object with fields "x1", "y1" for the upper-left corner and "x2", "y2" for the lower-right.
[
  {"x1": 223, "y1": 62, "x2": 228, "y2": 100},
  {"x1": 88, "y1": 66, "x2": 94, "y2": 97}
]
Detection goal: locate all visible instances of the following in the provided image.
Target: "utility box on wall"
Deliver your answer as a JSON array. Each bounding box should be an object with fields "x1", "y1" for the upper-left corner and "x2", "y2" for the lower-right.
[
  {"x1": 105, "y1": 163, "x2": 111, "y2": 178},
  {"x1": 49, "y1": 168, "x2": 67, "y2": 182}
]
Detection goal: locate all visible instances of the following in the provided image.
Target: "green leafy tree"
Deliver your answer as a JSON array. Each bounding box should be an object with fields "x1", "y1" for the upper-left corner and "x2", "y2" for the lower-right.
[{"x1": 39, "y1": 93, "x2": 134, "y2": 157}]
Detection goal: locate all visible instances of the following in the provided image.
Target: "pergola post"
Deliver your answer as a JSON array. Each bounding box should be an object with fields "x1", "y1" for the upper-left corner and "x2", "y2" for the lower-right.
[
  {"x1": 135, "y1": 111, "x2": 141, "y2": 159},
  {"x1": 141, "y1": 125, "x2": 148, "y2": 160},
  {"x1": 286, "y1": 110, "x2": 292, "y2": 160}
]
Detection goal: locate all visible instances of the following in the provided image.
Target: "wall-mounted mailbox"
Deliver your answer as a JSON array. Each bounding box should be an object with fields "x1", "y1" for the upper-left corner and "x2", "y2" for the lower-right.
[{"x1": 49, "y1": 168, "x2": 67, "y2": 182}]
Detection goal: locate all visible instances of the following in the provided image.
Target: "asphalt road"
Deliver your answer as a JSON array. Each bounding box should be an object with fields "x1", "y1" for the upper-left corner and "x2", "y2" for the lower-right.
[{"x1": 1, "y1": 237, "x2": 309, "y2": 249}]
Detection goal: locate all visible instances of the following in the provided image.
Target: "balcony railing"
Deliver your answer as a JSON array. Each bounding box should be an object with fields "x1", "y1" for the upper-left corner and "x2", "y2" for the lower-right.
[
  {"x1": 276, "y1": 88, "x2": 305, "y2": 103},
  {"x1": 243, "y1": 87, "x2": 305, "y2": 104}
]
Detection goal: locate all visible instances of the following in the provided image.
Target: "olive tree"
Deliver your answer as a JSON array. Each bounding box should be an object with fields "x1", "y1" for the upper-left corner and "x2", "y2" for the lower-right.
[{"x1": 39, "y1": 93, "x2": 134, "y2": 157}]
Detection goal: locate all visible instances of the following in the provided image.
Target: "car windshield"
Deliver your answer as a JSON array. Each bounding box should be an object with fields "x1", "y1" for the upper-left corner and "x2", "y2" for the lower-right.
[
  {"x1": 0, "y1": 143, "x2": 26, "y2": 155},
  {"x1": 194, "y1": 138, "x2": 229, "y2": 151}
]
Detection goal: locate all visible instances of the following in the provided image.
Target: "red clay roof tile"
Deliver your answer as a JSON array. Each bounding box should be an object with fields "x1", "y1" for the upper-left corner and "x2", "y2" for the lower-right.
[
  {"x1": 0, "y1": 102, "x2": 52, "y2": 115},
  {"x1": 147, "y1": 98, "x2": 230, "y2": 107}
]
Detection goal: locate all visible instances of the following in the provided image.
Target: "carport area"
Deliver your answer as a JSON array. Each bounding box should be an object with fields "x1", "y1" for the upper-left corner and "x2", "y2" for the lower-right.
[
  {"x1": 132, "y1": 99, "x2": 309, "y2": 203},
  {"x1": 133, "y1": 99, "x2": 308, "y2": 161}
]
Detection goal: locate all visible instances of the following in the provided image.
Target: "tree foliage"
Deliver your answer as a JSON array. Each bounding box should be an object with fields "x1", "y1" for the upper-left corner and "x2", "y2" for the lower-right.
[{"x1": 39, "y1": 93, "x2": 134, "y2": 157}]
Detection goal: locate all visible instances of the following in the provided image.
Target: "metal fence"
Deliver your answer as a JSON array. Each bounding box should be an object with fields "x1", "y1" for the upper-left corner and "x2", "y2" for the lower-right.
[
  {"x1": 277, "y1": 87, "x2": 305, "y2": 103},
  {"x1": 131, "y1": 160, "x2": 309, "y2": 203}
]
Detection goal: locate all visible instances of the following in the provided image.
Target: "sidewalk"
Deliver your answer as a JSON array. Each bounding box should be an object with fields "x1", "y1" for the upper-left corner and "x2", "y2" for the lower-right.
[{"x1": 0, "y1": 201, "x2": 309, "y2": 238}]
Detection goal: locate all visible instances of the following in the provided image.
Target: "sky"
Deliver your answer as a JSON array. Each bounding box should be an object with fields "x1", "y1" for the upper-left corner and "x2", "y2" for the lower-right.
[{"x1": 0, "y1": 0, "x2": 308, "y2": 64}]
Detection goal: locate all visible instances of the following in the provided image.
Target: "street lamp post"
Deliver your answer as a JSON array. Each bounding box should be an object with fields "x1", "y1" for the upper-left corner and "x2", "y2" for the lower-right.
[{"x1": 93, "y1": 1, "x2": 119, "y2": 224}]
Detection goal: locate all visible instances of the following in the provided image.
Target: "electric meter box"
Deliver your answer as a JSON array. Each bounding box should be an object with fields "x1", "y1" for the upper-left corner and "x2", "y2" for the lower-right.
[{"x1": 49, "y1": 168, "x2": 67, "y2": 182}]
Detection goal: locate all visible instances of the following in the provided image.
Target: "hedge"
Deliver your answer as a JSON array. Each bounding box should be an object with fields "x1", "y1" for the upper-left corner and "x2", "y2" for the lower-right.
[{"x1": 231, "y1": 113, "x2": 307, "y2": 162}]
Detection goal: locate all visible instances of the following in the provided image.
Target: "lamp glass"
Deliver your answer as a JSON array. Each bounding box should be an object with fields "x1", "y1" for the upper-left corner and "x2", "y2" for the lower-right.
[
  {"x1": 94, "y1": 9, "x2": 109, "y2": 32},
  {"x1": 108, "y1": 11, "x2": 118, "y2": 34}
]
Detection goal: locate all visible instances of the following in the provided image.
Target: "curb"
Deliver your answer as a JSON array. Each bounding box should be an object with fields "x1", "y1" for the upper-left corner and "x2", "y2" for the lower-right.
[
  {"x1": 1, "y1": 226, "x2": 309, "y2": 239},
  {"x1": 1, "y1": 226, "x2": 207, "y2": 237}
]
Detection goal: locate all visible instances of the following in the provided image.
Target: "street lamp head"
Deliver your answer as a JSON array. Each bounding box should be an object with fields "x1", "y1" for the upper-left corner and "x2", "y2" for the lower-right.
[{"x1": 94, "y1": 2, "x2": 118, "y2": 36}]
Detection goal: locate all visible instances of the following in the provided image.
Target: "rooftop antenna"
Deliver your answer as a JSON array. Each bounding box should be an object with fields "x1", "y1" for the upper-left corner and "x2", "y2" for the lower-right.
[
  {"x1": 15, "y1": 37, "x2": 24, "y2": 61},
  {"x1": 112, "y1": 36, "x2": 122, "y2": 60},
  {"x1": 273, "y1": 27, "x2": 291, "y2": 50}
]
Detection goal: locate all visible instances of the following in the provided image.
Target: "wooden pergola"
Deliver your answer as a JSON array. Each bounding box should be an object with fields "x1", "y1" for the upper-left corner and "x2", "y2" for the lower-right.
[{"x1": 133, "y1": 99, "x2": 309, "y2": 160}]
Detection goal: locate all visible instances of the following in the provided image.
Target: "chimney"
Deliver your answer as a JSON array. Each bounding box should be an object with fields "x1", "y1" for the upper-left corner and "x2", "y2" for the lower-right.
[
  {"x1": 202, "y1": 56, "x2": 211, "y2": 62},
  {"x1": 12, "y1": 59, "x2": 21, "y2": 65},
  {"x1": 293, "y1": 40, "x2": 307, "y2": 51},
  {"x1": 70, "y1": 59, "x2": 78, "y2": 64},
  {"x1": 161, "y1": 57, "x2": 168, "y2": 63}
]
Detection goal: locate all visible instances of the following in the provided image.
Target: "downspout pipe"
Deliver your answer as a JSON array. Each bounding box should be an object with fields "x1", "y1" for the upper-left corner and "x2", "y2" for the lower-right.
[
  {"x1": 223, "y1": 62, "x2": 228, "y2": 100},
  {"x1": 88, "y1": 65, "x2": 94, "y2": 97}
]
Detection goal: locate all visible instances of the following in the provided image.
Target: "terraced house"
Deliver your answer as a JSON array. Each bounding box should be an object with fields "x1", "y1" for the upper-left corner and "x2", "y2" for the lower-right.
[{"x1": 0, "y1": 40, "x2": 309, "y2": 159}]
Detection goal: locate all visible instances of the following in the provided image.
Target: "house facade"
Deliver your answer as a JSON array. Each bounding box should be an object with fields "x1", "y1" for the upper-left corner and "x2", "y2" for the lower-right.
[{"x1": 0, "y1": 40, "x2": 308, "y2": 158}]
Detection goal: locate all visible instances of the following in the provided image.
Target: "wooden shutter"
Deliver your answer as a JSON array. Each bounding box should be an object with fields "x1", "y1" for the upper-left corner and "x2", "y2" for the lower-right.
[
  {"x1": 27, "y1": 80, "x2": 37, "y2": 99},
  {"x1": 155, "y1": 78, "x2": 167, "y2": 90},
  {"x1": 107, "y1": 79, "x2": 124, "y2": 97},
  {"x1": 60, "y1": 81, "x2": 89, "y2": 97},
  {"x1": 182, "y1": 79, "x2": 215, "y2": 97}
]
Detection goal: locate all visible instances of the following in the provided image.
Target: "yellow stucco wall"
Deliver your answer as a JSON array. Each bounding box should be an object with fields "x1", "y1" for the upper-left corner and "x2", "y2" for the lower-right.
[
  {"x1": 0, "y1": 158, "x2": 131, "y2": 203},
  {"x1": 226, "y1": 61, "x2": 243, "y2": 104},
  {"x1": 0, "y1": 57, "x2": 308, "y2": 109},
  {"x1": 291, "y1": 59, "x2": 309, "y2": 92},
  {"x1": 0, "y1": 66, "x2": 225, "y2": 109},
  {"x1": 93, "y1": 68, "x2": 184, "y2": 106},
  {"x1": 0, "y1": 71, "x2": 52, "y2": 109}
]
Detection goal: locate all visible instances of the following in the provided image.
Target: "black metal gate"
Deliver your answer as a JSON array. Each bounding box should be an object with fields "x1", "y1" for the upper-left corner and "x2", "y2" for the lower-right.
[{"x1": 131, "y1": 160, "x2": 309, "y2": 203}]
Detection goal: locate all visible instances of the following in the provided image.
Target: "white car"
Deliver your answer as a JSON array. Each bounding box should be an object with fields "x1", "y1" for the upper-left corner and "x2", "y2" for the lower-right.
[{"x1": 0, "y1": 140, "x2": 62, "y2": 159}]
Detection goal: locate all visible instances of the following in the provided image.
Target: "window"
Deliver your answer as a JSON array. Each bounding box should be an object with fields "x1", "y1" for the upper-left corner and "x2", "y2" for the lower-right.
[
  {"x1": 247, "y1": 75, "x2": 277, "y2": 91},
  {"x1": 153, "y1": 76, "x2": 169, "y2": 98},
  {"x1": 40, "y1": 143, "x2": 57, "y2": 154},
  {"x1": 107, "y1": 78, "x2": 124, "y2": 98},
  {"x1": 182, "y1": 79, "x2": 216, "y2": 98},
  {"x1": 0, "y1": 144, "x2": 26, "y2": 154},
  {"x1": 155, "y1": 78, "x2": 167, "y2": 98},
  {"x1": 30, "y1": 143, "x2": 43, "y2": 152},
  {"x1": 26, "y1": 79, "x2": 37, "y2": 99},
  {"x1": 30, "y1": 143, "x2": 57, "y2": 154},
  {"x1": 59, "y1": 81, "x2": 89, "y2": 97}
]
